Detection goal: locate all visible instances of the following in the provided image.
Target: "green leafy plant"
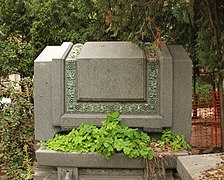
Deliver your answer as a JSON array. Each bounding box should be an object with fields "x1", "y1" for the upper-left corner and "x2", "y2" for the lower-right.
[
  {"x1": 0, "y1": 78, "x2": 35, "y2": 179},
  {"x1": 158, "y1": 129, "x2": 191, "y2": 151},
  {"x1": 40, "y1": 111, "x2": 153, "y2": 160},
  {"x1": 20, "y1": 145, "x2": 34, "y2": 180}
]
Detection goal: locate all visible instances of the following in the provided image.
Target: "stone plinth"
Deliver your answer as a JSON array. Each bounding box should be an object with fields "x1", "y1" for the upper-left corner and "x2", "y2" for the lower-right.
[{"x1": 34, "y1": 147, "x2": 188, "y2": 180}]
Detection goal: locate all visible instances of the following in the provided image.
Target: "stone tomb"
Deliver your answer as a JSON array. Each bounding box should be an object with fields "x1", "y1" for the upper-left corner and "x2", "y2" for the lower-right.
[{"x1": 34, "y1": 41, "x2": 192, "y2": 179}]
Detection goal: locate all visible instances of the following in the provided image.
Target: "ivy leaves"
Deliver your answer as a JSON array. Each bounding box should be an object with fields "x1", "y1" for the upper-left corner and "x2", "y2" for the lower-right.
[{"x1": 41, "y1": 112, "x2": 153, "y2": 160}]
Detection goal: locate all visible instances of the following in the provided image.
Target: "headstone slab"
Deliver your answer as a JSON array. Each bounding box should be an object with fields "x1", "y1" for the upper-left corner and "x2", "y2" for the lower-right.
[
  {"x1": 64, "y1": 42, "x2": 159, "y2": 114},
  {"x1": 34, "y1": 41, "x2": 192, "y2": 141},
  {"x1": 77, "y1": 42, "x2": 146, "y2": 102}
]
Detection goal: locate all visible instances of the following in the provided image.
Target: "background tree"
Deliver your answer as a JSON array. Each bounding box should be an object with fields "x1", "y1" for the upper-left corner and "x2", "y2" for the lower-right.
[
  {"x1": 0, "y1": 0, "x2": 223, "y2": 81},
  {"x1": 0, "y1": 34, "x2": 34, "y2": 78},
  {"x1": 0, "y1": 0, "x2": 34, "y2": 78}
]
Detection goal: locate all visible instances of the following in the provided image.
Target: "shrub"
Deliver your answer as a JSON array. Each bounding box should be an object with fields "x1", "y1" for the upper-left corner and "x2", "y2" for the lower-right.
[{"x1": 0, "y1": 78, "x2": 34, "y2": 179}]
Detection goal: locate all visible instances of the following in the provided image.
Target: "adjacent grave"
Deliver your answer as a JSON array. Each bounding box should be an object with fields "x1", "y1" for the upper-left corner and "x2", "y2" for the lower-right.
[
  {"x1": 34, "y1": 41, "x2": 192, "y2": 179},
  {"x1": 177, "y1": 153, "x2": 224, "y2": 179}
]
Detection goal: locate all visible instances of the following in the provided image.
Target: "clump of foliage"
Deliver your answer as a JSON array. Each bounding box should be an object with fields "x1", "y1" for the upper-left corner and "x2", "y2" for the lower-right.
[
  {"x1": 158, "y1": 129, "x2": 191, "y2": 151},
  {"x1": 20, "y1": 145, "x2": 34, "y2": 180},
  {"x1": 0, "y1": 78, "x2": 35, "y2": 179},
  {"x1": 147, "y1": 129, "x2": 190, "y2": 179},
  {"x1": 40, "y1": 112, "x2": 191, "y2": 160},
  {"x1": 0, "y1": 39, "x2": 34, "y2": 78},
  {"x1": 194, "y1": 77, "x2": 213, "y2": 95},
  {"x1": 40, "y1": 111, "x2": 153, "y2": 160}
]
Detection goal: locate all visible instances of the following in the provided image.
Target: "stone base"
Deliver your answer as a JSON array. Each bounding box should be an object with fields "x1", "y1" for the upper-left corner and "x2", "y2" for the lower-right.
[
  {"x1": 34, "y1": 166, "x2": 57, "y2": 180},
  {"x1": 34, "y1": 166, "x2": 180, "y2": 180},
  {"x1": 34, "y1": 147, "x2": 186, "y2": 180}
]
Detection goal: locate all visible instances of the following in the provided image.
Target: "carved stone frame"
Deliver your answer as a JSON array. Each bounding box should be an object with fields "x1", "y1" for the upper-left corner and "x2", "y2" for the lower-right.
[{"x1": 57, "y1": 43, "x2": 172, "y2": 131}]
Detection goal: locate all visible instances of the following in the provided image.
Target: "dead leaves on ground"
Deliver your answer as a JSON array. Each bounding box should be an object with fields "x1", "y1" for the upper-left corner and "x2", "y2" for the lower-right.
[{"x1": 199, "y1": 153, "x2": 224, "y2": 180}]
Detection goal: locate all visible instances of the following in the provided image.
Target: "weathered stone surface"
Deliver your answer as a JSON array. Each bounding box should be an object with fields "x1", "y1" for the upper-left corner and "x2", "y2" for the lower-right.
[
  {"x1": 36, "y1": 147, "x2": 188, "y2": 169},
  {"x1": 58, "y1": 167, "x2": 78, "y2": 180},
  {"x1": 61, "y1": 113, "x2": 162, "y2": 130},
  {"x1": 36, "y1": 147, "x2": 145, "y2": 169},
  {"x1": 177, "y1": 153, "x2": 223, "y2": 180},
  {"x1": 78, "y1": 41, "x2": 143, "y2": 59},
  {"x1": 34, "y1": 42, "x2": 72, "y2": 141},
  {"x1": 79, "y1": 176, "x2": 143, "y2": 180},
  {"x1": 61, "y1": 42, "x2": 177, "y2": 132},
  {"x1": 34, "y1": 166, "x2": 57, "y2": 180},
  {"x1": 51, "y1": 42, "x2": 73, "y2": 126},
  {"x1": 34, "y1": 41, "x2": 192, "y2": 142},
  {"x1": 34, "y1": 42, "x2": 191, "y2": 141},
  {"x1": 77, "y1": 42, "x2": 146, "y2": 102},
  {"x1": 35, "y1": 147, "x2": 187, "y2": 179},
  {"x1": 169, "y1": 45, "x2": 192, "y2": 143},
  {"x1": 158, "y1": 43, "x2": 173, "y2": 128},
  {"x1": 34, "y1": 41, "x2": 192, "y2": 180},
  {"x1": 79, "y1": 169, "x2": 144, "y2": 176},
  {"x1": 79, "y1": 168, "x2": 144, "y2": 180}
]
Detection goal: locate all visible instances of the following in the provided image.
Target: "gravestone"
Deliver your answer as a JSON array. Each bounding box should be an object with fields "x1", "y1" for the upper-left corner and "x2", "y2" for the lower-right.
[{"x1": 34, "y1": 41, "x2": 192, "y2": 179}]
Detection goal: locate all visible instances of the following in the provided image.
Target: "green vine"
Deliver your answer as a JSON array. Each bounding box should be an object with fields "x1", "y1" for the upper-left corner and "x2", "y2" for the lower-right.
[{"x1": 39, "y1": 112, "x2": 153, "y2": 160}]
